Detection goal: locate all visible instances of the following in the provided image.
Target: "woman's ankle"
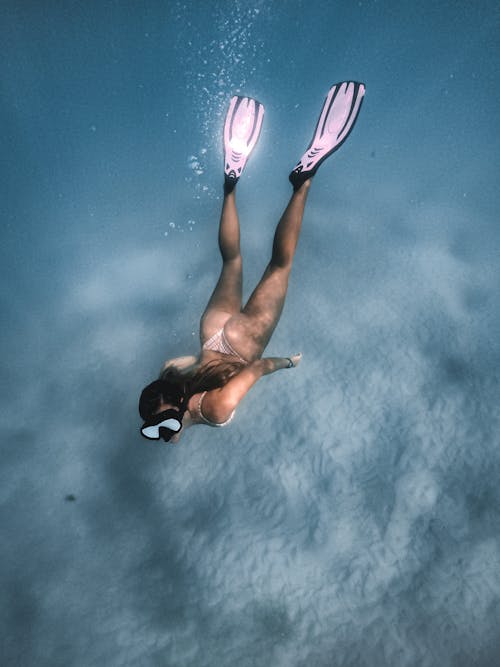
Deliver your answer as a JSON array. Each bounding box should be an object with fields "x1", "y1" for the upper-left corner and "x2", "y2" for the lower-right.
[{"x1": 292, "y1": 178, "x2": 312, "y2": 196}]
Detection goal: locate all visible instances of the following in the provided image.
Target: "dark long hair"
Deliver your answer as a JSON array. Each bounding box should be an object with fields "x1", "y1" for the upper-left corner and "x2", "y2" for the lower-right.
[{"x1": 138, "y1": 359, "x2": 245, "y2": 420}]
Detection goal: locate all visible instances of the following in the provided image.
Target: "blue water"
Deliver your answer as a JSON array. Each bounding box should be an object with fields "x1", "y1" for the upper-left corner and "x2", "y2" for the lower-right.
[{"x1": 2, "y1": 2, "x2": 500, "y2": 665}]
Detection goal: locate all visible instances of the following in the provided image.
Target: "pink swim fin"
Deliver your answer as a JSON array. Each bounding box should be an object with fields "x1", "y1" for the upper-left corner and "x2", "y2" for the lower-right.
[
  {"x1": 223, "y1": 95, "x2": 265, "y2": 193},
  {"x1": 289, "y1": 81, "x2": 365, "y2": 190}
]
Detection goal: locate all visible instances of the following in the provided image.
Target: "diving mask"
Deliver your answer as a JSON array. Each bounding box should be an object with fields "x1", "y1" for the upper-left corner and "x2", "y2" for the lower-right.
[{"x1": 140, "y1": 408, "x2": 184, "y2": 442}]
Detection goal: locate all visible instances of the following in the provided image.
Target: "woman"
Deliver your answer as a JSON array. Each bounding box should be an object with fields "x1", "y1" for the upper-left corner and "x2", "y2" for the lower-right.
[{"x1": 139, "y1": 81, "x2": 365, "y2": 443}]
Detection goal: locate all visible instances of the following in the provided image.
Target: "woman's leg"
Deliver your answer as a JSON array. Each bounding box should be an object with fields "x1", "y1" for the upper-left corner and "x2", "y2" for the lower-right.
[
  {"x1": 200, "y1": 191, "x2": 243, "y2": 342},
  {"x1": 225, "y1": 179, "x2": 311, "y2": 361}
]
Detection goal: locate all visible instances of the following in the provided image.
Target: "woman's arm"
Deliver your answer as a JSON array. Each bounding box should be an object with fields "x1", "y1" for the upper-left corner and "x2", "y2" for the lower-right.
[{"x1": 202, "y1": 353, "x2": 301, "y2": 422}]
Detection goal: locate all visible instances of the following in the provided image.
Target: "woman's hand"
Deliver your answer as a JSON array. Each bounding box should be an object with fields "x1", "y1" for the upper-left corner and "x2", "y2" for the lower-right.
[
  {"x1": 286, "y1": 353, "x2": 302, "y2": 368},
  {"x1": 261, "y1": 354, "x2": 302, "y2": 373},
  {"x1": 260, "y1": 352, "x2": 302, "y2": 375},
  {"x1": 162, "y1": 355, "x2": 198, "y2": 373}
]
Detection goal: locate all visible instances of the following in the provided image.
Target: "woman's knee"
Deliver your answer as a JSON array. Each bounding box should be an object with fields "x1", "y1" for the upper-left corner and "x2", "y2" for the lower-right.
[
  {"x1": 268, "y1": 255, "x2": 292, "y2": 274},
  {"x1": 221, "y1": 250, "x2": 242, "y2": 266}
]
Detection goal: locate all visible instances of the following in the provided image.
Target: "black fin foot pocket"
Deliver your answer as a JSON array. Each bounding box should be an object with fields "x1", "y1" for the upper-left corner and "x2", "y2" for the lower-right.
[
  {"x1": 288, "y1": 169, "x2": 310, "y2": 191},
  {"x1": 224, "y1": 174, "x2": 238, "y2": 195}
]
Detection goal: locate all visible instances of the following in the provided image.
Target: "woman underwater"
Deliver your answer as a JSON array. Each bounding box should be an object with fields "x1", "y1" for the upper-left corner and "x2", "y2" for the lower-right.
[{"x1": 139, "y1": 81, "x2": 365, "y2": 443}]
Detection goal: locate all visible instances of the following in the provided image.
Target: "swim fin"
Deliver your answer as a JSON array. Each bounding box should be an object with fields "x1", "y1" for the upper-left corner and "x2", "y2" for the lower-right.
[
  {"x1": 224, "y1": 95, "x2": 265, "y2": 193},
  {"x1": 289, "y1": 81, "x2": 365, "y2": 190}
]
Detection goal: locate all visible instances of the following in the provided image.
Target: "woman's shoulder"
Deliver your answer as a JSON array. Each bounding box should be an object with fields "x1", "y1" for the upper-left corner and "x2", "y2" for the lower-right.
[{"x1": 191, "y1": 389, "x2": 235, "y2": 427}]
